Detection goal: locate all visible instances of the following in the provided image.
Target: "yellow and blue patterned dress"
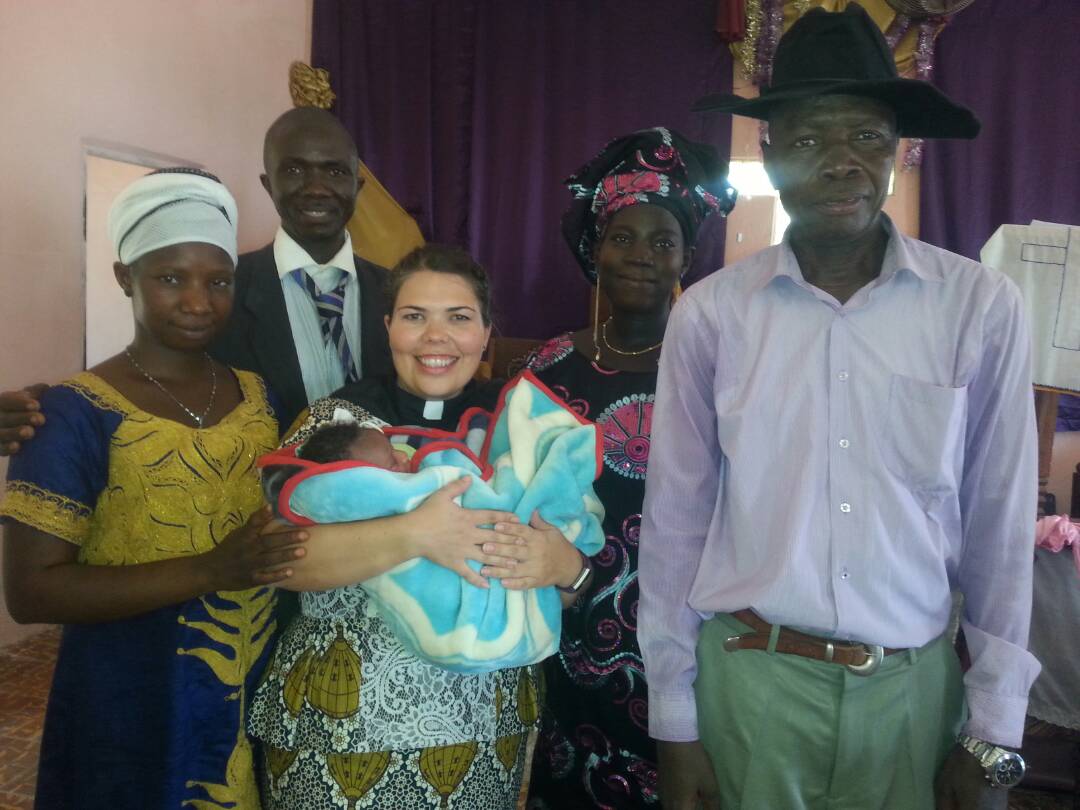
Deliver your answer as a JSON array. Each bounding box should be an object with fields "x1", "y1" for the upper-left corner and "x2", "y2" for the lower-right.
[{"x1": 0, "y1": 369, "x2": 280, "y2": 809}]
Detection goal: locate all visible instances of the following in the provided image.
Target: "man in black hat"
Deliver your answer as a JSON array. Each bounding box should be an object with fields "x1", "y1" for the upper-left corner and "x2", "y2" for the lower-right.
[{"x1": 638, "y1": 5, "x2": 1038, "y2": 809}]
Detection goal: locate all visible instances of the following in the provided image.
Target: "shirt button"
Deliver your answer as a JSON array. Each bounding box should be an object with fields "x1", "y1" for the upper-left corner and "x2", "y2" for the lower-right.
[
  {"x1": 839, "y1": 438, "x2": 850, "y2": 449},
  {"x1": 839, "y1": 502, "x2": 852, "y2": 513},
  {"x1": 840, "y1": 567, "x2": 850, "y2": 581},
  {"x1": 837, "y1": 371, "x2": 849, "y2": 381}
]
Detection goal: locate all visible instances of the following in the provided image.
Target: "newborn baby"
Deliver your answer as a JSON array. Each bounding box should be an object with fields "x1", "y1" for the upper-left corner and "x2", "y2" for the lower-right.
[
  {"x1": 262, "y1": 421, "x2": 410, "y2": 510},
  {"x1": 297, "y1": 421, "x2": 410, "y2": 473},
  {"x1": 259, "y1": 373, "x2": 605, "y2": 674}
]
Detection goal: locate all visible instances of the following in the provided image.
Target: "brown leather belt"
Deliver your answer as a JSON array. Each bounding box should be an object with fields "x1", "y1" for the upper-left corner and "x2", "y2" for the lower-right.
[{"x1": 725, "y1": 609, "x2": 907, "y2": 676}]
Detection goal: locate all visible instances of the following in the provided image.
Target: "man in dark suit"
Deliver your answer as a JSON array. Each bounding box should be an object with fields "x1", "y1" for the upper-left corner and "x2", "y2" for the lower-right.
[
  {"x1": 1, "y1": 108, "x2": 393, "y2": 449},
  {"x1": 212, "y1": 107, "x2": 392, "y2": 428}
]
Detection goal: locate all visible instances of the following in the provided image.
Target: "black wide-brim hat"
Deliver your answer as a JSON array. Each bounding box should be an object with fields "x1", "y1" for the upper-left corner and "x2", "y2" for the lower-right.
[{"x1": 693, "y1": 3, "x2": 979, "y2": 139}]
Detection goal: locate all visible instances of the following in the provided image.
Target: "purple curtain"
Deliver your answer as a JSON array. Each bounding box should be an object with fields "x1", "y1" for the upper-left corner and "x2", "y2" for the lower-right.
[
  {"x1": 920, "y1": 0, "x2": 1080, "y2": 261},
  {"x1": 312, "y1": 1, "x2": 733, "y2": 338}
]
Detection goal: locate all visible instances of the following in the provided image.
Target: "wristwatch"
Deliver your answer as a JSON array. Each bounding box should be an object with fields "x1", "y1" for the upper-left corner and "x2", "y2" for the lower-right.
[
  {"x1": 956, "y1": 733, "x2": 1026, "y2": 789},
  {"x1": 556, "y1": 550, "x2": 592, "y2": 594}
]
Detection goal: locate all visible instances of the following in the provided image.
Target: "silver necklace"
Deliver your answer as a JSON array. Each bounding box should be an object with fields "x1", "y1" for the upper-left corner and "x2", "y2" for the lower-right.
[{"x1": 124, "y1": 348, "x2": 217, "y2": 428}]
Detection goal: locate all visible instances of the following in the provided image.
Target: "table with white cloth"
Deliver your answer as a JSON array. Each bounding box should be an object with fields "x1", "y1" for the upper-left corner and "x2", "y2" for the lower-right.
[{"x1": 1027, "y1": 547, "x2": 1080, "y2": 730}]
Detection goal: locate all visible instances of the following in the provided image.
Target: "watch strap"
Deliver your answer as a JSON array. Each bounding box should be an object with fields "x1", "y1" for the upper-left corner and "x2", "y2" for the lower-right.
[{"x1": 556, "y1": 549, "x2": 592, "y2": 593}]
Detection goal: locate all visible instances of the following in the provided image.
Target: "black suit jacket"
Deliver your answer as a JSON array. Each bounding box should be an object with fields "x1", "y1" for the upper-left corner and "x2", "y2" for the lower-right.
[{"x1": 210, "y1": 243, "x2": 392, "y2": 428}]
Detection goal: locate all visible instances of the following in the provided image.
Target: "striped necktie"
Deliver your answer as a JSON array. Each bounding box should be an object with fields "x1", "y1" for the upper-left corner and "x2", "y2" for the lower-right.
[{"x1": 294, "y1": 268, "x2": 359, "y2": 383}]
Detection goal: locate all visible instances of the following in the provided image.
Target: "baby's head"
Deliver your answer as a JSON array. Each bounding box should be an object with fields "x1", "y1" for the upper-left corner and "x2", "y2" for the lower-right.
[
  {"x1": 262, "y1": 421, "x2": 410, "y2": 519},
  {"x1": 297, "y1": 422, "x2": 410, "y2": 473}
]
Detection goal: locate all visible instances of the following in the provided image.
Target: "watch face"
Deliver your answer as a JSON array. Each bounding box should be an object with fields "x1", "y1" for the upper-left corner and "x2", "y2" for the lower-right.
[{"x1": 990, "y1": 753, "x2": 1025, "y2": 788}]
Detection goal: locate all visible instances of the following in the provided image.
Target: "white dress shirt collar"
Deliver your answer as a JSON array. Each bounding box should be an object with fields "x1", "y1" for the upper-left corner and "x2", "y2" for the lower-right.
[{"x1": 272, "y1": 227, "x2": 356, "y2": 280}]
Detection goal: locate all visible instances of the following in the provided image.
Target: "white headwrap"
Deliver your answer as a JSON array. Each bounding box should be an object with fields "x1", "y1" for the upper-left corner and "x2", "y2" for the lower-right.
[{"x1": 107, "y1": 168, "x2": 239, "y2": 265}]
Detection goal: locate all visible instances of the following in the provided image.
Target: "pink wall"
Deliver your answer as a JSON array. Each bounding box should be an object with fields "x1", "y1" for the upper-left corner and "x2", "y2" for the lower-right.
[{"x1": 0, "y1": 0, "x2": 313, "y2": 645}]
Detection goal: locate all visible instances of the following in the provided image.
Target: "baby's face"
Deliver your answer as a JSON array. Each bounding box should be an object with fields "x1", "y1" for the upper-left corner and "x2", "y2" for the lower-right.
[{"x1": 349, "y1": 429, "x2": 410, "y2": 473}]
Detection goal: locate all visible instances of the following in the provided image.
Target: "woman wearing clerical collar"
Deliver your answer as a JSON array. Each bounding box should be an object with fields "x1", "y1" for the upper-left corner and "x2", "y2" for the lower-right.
[{"x1": 250, "y1": 243, "x2": 587, "y2": 809}]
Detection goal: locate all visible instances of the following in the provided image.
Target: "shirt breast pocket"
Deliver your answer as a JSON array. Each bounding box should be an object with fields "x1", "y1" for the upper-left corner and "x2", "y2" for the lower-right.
[{"x1": 878, "y1": 374, "x2": 967, "y2": 500}]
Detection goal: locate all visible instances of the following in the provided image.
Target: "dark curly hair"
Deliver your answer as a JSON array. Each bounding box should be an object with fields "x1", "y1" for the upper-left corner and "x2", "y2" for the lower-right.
[
  {"x1": 262, "y1": 422, "x2": 368, "y2": 515},
  {"x1": 296, "y1": 422, "x2": 365, "y2": 464},
  {"x1": 384, "y1": 244, "x2": 492, "y2": 326}
]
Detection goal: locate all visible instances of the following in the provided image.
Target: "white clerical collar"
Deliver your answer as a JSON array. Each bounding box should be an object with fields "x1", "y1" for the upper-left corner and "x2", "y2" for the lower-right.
[
  {"x1": 423, "y1": 400, "x2": 445, "y2": 420},
  {"x1": 273, "y1": 227, "x2": 356, "y2": 279}
]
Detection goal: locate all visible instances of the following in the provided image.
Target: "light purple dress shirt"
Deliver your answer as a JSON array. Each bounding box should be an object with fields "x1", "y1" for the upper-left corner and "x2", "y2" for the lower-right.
[{"x1": 639, "y1": 219, "x2": 1040, "y2": 748}]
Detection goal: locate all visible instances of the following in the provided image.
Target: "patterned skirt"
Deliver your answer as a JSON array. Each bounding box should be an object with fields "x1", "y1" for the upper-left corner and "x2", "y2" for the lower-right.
[
  {"x1": 260, "y1": 735, "x2": 529, "y2": 809},
  {"x1": 250, "y1": 607, "x2": 539, "y2": 809}
]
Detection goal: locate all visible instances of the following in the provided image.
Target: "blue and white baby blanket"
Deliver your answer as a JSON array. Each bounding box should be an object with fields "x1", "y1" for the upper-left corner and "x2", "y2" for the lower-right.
[{"x1": 260, "y1": 372, "x2": 605, "y2": 673}]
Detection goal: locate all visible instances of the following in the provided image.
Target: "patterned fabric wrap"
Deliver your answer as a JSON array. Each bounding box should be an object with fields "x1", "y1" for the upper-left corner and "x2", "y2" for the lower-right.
[
  {"x1": 0, "y1": 370, "x2": 280, "y2": 808},
  {"x1": 562, "y1": 127, "x2": 737, "y2": 282},
  {"x1": 260, "y1": 372, "x2": 605, "y2": 674},
  {"x1": 259, "y1": 735, "x2": 531, "y2": 809}
]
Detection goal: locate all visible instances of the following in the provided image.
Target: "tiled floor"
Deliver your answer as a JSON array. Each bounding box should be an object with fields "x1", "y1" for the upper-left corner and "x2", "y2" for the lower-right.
[
  {"x1": 0, "y1": 628, "x2": 58, "y2": 810},
  {"x1": 0, "y1": 628, "x2": 1073, "y2": 809}
]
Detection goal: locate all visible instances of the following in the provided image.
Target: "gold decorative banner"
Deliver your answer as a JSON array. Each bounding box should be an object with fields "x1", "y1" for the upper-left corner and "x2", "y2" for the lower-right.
[
  {"x1": 732, "y1": 0, "x2": 765, "y2": 81},
  {"x1": 732, "y1": 0, "x2": 944, "y2": 81}
]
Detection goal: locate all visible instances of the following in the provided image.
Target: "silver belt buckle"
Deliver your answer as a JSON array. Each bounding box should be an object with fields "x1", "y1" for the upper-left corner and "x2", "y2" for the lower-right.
[
  {"x1": 845, "y1": 643, "x2": 884, "y2": 676},
  {"x1": 723, "y1": 633, "x2": 750, "y2": 652}
]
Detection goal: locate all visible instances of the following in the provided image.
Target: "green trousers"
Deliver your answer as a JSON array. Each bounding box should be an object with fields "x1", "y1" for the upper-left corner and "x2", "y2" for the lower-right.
[{"x1": 694, "y1": 613, "x2": 965, "y2": 810}]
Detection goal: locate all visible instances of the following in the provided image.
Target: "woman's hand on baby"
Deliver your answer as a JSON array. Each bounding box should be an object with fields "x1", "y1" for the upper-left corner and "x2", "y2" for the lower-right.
[
  {"x1": 479, "y1": 511, "x2": 583, "y2": 590},
  {"x1": 407, "y1": 475, "x2": 520, "y2": 589},
  {"x1": 204, "y1": 507, "x2": 309, "y2": 591}
]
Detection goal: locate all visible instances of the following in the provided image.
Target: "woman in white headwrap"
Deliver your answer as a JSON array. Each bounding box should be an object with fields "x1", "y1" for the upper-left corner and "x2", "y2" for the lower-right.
[{"x1": 0, "y1": 168, "x2": 306, "y2": 808}]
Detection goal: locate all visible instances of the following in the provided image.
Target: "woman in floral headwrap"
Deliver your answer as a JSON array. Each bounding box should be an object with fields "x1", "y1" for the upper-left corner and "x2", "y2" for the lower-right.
[{"x1": 525, "y1": 128, "x2": 735, "y2": 809}]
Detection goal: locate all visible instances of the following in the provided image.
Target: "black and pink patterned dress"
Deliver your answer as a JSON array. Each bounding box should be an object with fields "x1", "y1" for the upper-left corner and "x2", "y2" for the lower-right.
[{"x1": 525, "y1": 334, "x2": 658, "y2": 809}]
